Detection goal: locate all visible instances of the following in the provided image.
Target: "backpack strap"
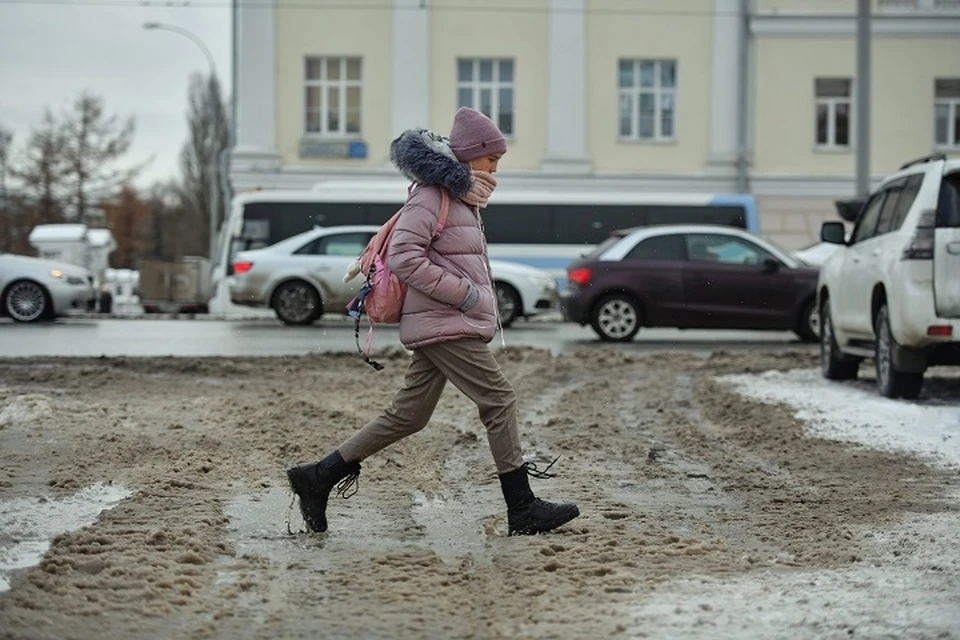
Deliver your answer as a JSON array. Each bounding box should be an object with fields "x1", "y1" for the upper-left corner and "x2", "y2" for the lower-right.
[{"x1": 434, "y1": 187, "x2": 450, "y2": 238}]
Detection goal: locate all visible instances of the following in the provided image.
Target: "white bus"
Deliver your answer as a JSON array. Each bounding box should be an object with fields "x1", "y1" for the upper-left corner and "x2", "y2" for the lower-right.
[{"x1": 209, "y1": 180, "x2": 760, "y2": 314}]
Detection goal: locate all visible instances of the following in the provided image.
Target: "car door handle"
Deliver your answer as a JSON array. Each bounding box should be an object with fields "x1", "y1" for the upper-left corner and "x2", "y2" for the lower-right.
[
  {"x1": 871, "y1": 249, "x2": 880, "y2": 257},
  {"x1": 948, "y1": 242, "x2": 960, "y2": 255}
]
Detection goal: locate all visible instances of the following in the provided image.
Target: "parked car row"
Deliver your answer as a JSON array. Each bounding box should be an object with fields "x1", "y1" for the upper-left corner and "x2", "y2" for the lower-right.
[
  {"x1": 228, "y1": 218, "x2": 831, "y2": 348},
  {"x1": 0, "y1": 253, "x2": 97, "y2": 322}
]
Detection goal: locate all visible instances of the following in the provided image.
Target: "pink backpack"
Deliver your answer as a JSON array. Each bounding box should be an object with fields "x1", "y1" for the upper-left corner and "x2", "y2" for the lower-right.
[{"x1": 346, "y1": 185, "x2": 450, "y2": 369}]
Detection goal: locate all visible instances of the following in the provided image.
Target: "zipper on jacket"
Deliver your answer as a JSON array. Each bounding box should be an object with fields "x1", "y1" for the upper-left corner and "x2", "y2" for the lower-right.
[{"x1": 474, "y1": 204, "x2": 506, "y2": 347}]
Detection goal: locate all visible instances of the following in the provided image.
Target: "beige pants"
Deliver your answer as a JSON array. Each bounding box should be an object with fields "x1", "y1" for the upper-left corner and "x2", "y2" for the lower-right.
[{"x1": 337, "y1": 339, "x2": 524, "y2": 474}]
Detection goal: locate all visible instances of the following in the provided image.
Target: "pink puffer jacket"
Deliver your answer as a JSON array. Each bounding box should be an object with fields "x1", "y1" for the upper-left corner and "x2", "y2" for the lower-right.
[{"x1": 387, "y1": 184, "x2": 497, "y2": 349}]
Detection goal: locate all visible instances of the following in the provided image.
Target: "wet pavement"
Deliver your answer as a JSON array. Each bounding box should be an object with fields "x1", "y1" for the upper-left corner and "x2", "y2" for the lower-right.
[{"x1": 0, "y1": 317, "x2": 805, "y2": 358}]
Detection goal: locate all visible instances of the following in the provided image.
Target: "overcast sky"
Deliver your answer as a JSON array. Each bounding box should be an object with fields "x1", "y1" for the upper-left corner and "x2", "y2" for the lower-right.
[{"x1": 0, "y1": 1, "x2": 232, "y2": 189}]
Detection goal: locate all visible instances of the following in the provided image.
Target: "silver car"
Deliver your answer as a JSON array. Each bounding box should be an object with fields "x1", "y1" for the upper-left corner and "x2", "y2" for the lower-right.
[
  {"x1": 0, "y1": 253, "x2": 97, "y2": 322},
  {"x1": 229, "y1": 225, "x2": 557, "y2": 327}
]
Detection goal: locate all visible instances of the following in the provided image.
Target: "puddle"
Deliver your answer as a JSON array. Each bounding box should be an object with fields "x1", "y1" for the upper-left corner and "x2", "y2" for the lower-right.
[
  {"x1": 410, "y1": 489, "x2": 493, "y2": 565},
  {"x1": 219, "y1": 485, "x2": 405, "y2": 588},
  {"x1": 0, "y1": 482, "x2": 132, "y2": 592}
]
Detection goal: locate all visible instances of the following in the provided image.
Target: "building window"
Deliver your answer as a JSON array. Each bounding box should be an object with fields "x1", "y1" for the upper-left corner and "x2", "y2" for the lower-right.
[
  {"x1": 815, "y1": 78, "x2": 852, "y2": 148},
  {"x1": 618, "y1": 59, "x2": 677, "y2": 141},
  {"x1": 935, "y1": 78, "x2": 960, "y2": 148},
  {"x1": 305, "y1": 56, "x2": 361, "y2": 136},
  {"x1": 457, "y1": 59, "x2": 514, "y2": 136}
]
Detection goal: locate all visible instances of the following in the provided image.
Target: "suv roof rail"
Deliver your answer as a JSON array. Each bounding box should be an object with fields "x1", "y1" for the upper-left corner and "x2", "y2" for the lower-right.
[{"x1": 899, "y1": 153, "x2": 948, "y2": 170}]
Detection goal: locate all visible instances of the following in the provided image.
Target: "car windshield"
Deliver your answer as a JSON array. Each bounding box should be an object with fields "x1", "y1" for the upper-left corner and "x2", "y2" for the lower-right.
[
  {"x1": 580, "y1": 234, "x2": 625, "y2": 260},
  {"x1": 759, "y1": 236, "x2": 804, "y2": 266}
]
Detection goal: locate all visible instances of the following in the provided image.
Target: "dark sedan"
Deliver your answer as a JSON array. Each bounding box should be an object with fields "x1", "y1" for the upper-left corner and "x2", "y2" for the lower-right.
[{"x1": 560, "y1": 225, "x2": 820, "y2": 342}]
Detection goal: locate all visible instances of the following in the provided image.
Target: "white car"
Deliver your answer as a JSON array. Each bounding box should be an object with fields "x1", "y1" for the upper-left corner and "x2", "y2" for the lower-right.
[
  {"x1": 817, "y1": 153, "x2": 960, "y2": 399},
  {"x1": 228, "y1": 225, "x2": 557, "y2": 327},
  {"x1": 0, "y1": 253, "x2": 97, "y2": 322}
]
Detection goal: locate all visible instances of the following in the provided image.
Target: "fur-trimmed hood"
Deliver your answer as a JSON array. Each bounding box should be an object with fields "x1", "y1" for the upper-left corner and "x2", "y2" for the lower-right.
[{"x1": 389, "y1": 129, "x2": 473, "y2": 197}]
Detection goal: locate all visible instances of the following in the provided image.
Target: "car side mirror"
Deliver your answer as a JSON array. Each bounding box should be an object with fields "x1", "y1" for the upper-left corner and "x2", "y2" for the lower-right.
[
  {"x1": 821, "y1": 221, "x2": 847, "y2": 245},
  {"x1": 762, "y1": 257, "x2": 780, "y2": 273}
]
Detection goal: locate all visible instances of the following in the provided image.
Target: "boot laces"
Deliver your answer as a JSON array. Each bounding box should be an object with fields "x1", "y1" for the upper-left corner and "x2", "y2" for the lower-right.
[
  {"x1": 335, "y1": 470, "x2": 360, "y2": 499},
  {"x1": 521, "y1": 456, "x2": 560, "y2": 479}
]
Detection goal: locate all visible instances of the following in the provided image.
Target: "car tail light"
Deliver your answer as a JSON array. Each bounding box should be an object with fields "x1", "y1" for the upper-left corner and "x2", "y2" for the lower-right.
[
  {"x1": 901, "y1": 210, "x2": 935, "y2": 260},
  {"x1": 233, "y1": 260, "x2": 254, "y2": 274},
  {"x1": 568, "y1": 267, "x2": 592, "y2": 286},
  {"x1": 927, "y1": 325, "x2": 953, "y2": 337}
]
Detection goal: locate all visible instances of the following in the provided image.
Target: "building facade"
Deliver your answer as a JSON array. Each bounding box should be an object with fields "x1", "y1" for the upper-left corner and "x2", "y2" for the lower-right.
[{"x1": 230, "y1": 0, "x2": 960, "y2": 247}]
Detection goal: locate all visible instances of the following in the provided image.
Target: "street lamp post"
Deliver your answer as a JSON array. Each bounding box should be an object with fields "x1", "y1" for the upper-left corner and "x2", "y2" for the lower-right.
[{"x1": 143, "y1": 22, "x2": 220, "y2": 263}]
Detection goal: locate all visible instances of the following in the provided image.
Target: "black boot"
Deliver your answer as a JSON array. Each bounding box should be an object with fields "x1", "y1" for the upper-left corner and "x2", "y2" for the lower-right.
[
  {"x1": 499, "y1": 462, "x2": 579, "y2": 536},
  {"x1": 286, "y1": 451, "x2": 361, "y2": 533}
]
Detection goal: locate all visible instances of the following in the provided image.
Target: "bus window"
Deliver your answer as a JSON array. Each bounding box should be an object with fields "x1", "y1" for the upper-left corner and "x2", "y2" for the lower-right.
[
  {"x1": 551, "y1": 205, "x2": 647, "y2": 244},
  {"x1": 645, "y1": 205, "x2": 746, "y2": 228},
  {"x1": 481, "y1": 204, "x2": 552, "y2": 244}
]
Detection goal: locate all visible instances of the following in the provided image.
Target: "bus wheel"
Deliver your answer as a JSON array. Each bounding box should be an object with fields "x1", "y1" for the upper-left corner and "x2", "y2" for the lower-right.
[{"x1": 272, "y1": 280, "x2": 322, "y2": 325}]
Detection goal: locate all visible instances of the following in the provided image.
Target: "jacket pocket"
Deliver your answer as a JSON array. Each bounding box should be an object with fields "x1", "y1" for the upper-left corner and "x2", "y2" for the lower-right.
[{"x1": 460, "y1": 285, "x2": 496, "y2": 329}]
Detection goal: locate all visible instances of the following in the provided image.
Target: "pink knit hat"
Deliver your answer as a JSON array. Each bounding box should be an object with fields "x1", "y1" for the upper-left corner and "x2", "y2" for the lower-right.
[{"x1": 448, "y1": 107, "x2": 507, "y2": 163}]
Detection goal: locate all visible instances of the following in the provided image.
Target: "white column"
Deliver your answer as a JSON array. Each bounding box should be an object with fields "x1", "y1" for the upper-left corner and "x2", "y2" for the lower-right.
[
  {"x1": 541, "y1": 0, "x2": 591, "y2": 174},
  {"x1": 391, "y1": 0, "x2": 431, "y2": 137},
  {"x1": 708, "y1": 0, "x2": 743, "y2": 171},
  {"x1": 232, "y1": 0, "x2": 280, "y2": 168}
]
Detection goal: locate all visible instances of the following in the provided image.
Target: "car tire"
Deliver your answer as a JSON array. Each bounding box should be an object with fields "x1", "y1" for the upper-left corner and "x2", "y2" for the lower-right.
[
  {"x1": 874, "y1": 304, "x2": 923, "y2": 400},
  {"x1": 820, "y1": 298, "x2": 859, "y2": 380},
  {"x1": 3, "y1": 280, "x2": 51, "y2": 323},
  {"x1": 590, "y1": 293, "x2": 642, "y2": 342},
  {"x1": 495, "y1": 281, "x2": 522, "y2": 328},
  {"x1": 795, "y1": 298, "x2": 819, "y2": 343},
  {"x1": 272, "y1": 280, "x2": 322, "y2": 326}
]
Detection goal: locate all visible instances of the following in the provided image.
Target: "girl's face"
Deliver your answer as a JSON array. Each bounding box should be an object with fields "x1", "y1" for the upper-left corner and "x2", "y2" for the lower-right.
[{"x1": 470, "y1": 153, "x2": 504, "y2": 174}]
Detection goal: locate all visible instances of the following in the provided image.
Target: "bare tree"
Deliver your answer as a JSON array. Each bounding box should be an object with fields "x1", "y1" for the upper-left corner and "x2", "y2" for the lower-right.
[
  {"x1": 0, "y1": 124, "x2": 34, "y2": 255},
  {"x1": 0, "y1": 126, "x2": 12, "y2": 251},
  {"x1": 60, "y1": 92, "x2": 147, "y2": 224},
  {"x1": 12, "y1": 110, "x2": 68, "y2": 226},
  {"x1": 102, "y1": 185, "x2": 153, "y2": 268},
  {"x1": 144, "y1": 181, "x2": 189, "y2": 260},
  {"x1": 179, "y1": 73, "x2": 230, "y2": 257}
]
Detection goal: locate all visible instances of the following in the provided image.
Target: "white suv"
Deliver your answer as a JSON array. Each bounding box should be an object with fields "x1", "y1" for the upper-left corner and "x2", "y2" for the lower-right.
[{"x1": 818, "y1": 153, "x2": 960, "y2": 399}]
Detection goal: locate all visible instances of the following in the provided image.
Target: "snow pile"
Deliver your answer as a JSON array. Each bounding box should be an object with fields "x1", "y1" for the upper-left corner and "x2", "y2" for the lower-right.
[
  {"x1": 719, "y1": 369, "x2": 960, "y2": 467},
  {"x1": 0, "y1": 483, "x2": 131, "y2": 592},
  {"x1": 0, "y1": 394, "x2": 54, "y2": 428}
]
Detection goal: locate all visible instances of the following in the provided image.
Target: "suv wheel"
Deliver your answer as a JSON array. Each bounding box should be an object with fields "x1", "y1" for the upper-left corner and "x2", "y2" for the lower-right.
[
  {"x1": 272, "y1": 280, "x2": 322, "y2": 325},
  {"x1": 590, "y1": 293, "x2": 641, "y2": 342},
  {"x1": 820, "y1": 299, "x2": 859, "y2": 380},
  {"x1": 875, "y1": 304, "x2": 923, "y2": 399}
]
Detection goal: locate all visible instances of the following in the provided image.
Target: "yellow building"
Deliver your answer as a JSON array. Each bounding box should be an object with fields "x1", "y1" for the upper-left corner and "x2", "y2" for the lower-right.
[{"x1": 230, "y1": 0, "x2": 960, "y2": 247}]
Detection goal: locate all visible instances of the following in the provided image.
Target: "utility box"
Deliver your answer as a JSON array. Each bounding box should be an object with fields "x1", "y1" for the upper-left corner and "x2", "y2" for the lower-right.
[
  {"x1": 139, "y1": 257, "x2": 211, "y2": 314},
  {"x1": 28, "y1": 224, "x2": 116, "y2": 287}
]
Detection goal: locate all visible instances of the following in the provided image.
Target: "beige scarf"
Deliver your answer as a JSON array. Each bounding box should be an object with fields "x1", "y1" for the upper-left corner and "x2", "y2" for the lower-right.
[{"x1": 459, "y1": 170, "x2": 497, "y2": 209}]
